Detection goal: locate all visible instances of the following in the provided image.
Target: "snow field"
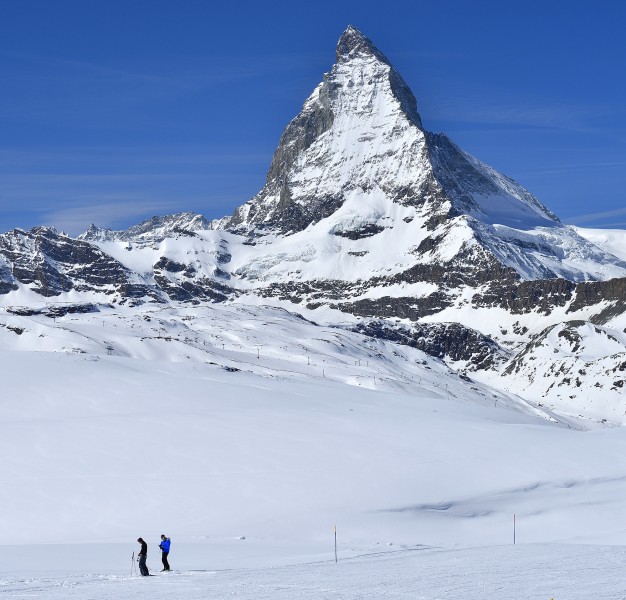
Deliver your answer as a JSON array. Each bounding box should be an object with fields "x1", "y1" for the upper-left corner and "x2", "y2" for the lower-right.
[
  {"x1": 0, "y1": 543, "x2": 624, "y2": 599},
  {"x1": 1, "y1": 302, "x2": 626, "y2": 598},
  {"x1": 1, "y1": 328, "x2": 626, "y2": 548}
]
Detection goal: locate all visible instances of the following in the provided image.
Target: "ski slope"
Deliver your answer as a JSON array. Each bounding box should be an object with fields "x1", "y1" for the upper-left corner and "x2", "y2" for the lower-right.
[
  {"x1": 0, "y1": 543, "x2": 623, "y2": 599},
  {"x1": 1, "y1": 302, "x2": 626, "y2": 597}
]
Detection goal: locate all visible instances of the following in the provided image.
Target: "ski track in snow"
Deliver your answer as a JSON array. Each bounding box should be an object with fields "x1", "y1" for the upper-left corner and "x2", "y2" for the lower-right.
[{"x1": 0, "y1": 544, "x2": 624, "y2": 599}]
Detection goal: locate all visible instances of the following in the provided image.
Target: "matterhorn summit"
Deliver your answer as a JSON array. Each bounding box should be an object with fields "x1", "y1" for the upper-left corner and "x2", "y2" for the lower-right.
[
  {"x1": 226, "y1": 25, "x2": 430, "y2": 236},
  {"x1": 223, "y1": 26, "x2": 625, "y2": 284}
]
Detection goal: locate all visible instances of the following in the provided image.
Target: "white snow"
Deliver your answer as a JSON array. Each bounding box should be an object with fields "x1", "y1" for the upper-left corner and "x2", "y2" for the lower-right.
[
  {"x1": 0, "y1": 543, "x2": 624, "y2": 599},
  {"x1": 0, "y1": 302, "x2": 625, "y2": 597},
  {"x1": 573, "y1": 226, "x2": 626, "y2": 262}
]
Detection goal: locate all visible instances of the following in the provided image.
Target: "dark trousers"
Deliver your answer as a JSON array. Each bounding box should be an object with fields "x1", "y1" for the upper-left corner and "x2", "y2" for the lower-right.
[
  {"x1": 138, "y1": 554, "x2": 149, "y2": 576},
  {"x1": 161, "y1": 551, "x2": 170, "y2": 571}
]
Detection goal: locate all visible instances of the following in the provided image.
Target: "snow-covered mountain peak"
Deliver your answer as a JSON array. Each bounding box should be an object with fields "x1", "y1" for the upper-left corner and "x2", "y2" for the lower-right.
[
  {"x1": 224, "y1": 28, "x2": 428, "y2": 235},
  {"x1": 222, "y1": 26, "x2": 568, "y2": 243},
  {"x1": 79, "y1": 212, "x2": 210, "y2": 245},
  {"x1": 217, "y1": 26, "x2": 626, "y2": 283},
  {"x1": 335, "y1": 25, "x2": 392, "y2": 66}
]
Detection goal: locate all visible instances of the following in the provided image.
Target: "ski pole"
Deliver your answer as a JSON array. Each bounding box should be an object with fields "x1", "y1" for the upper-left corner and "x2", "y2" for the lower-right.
[{"x1": 131, "y1": 551, "x2": 135, "y2": 577}]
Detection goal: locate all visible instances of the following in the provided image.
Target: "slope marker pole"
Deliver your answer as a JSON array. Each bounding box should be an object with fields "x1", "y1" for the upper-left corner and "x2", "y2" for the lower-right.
[
  {"x1": 513, "y1": 513, "x2": 516, "y2": 545},
  {"x1": 334, "y1": 525, "x2": 337, "y2": 563}
]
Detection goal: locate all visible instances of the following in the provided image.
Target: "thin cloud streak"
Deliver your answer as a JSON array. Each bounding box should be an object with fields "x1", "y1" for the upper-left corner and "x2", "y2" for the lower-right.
[
  {"x1": 0, "y1": 50, "x2": 320, "y2": 124},
  {"x1": 422, "y1": 87, "x2": 626, "y2": 139},
  {"x1": 40, "y1": 198, "x2": 191, "y2": 236},
  {"x1": 515, "y1": 162, "x2": 626, "y2": 177},
  {"x1": 566, "y1": 207, "x2": 626, "y2": 226},
  {"x1": 0, "y1": 147, "x2": 271, "y2": 171}
]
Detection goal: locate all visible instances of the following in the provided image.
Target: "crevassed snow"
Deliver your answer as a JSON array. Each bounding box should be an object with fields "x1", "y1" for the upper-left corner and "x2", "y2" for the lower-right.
[{"x1": 573, "y1": 226, "x2": 626, "y2": 262}]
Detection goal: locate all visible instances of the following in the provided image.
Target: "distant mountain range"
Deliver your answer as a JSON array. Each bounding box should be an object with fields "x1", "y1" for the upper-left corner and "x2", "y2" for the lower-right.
[{"x1": 1, "y1": 26, "x2": 625, "y2": 423}]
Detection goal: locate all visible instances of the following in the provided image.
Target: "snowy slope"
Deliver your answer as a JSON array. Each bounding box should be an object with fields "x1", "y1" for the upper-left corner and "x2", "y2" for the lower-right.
[
  {"x1": 80, "y1": 212, "x2": 210, "y2": 245},
  {"x1": 0, "y1": 544, "x2": 624, "y2": 599},
  {"x1": 1, "y1": 302, "x2": 625, "y2": 547},
  {"x1": 0, "y1": 308, "x2": 626, "y2": 598},
  {"x1": 1, "y1": 24, "x2": 626, "y2": 597},
  {"x1": 573, "y1": 225, "x2": 626, "y2": 262}
]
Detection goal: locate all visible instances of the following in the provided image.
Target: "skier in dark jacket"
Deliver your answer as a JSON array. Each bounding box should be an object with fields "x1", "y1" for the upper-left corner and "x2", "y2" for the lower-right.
[
  {"x1": 159, "y1": 534, "x2": 171, "y2": 571},
  {"x1": 137, "y1": 537, "x2": 149, "y2": 576}
]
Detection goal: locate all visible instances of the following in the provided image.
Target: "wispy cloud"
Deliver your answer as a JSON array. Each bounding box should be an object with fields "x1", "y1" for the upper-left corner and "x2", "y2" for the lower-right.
[
  {"x1": 430, "y1": 97, "x2": 597, "y2": 130},
  {"x1": 0, "y1": 176, "x2": 241, "y2": 236},
  {"x1": 0, "y1": 50, "x2": 315, "y2": 124},
  {"x1": 419, "y1": 84, "x2": 626, "y2": 142},
  {"x1": 0, "y1": 142, "x2": 271, "y2": 235},
  {"x1": 40, "y1": 198, "x2": 184, "y2": 235},
  {"x1": 566, "y1": 207, "x2": 626, "y2": 226},
  {"x1": 515, "y1": 161, "x2": 626, "y2": 177}
]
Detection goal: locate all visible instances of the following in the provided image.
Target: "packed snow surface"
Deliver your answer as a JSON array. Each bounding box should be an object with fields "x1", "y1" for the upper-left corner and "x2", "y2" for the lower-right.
[{"x1": 0, "y1": 544, "x2": 624, "y2": 599}]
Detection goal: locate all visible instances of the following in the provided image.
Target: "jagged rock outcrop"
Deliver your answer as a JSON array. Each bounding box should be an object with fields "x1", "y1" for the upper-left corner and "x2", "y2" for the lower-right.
[
  {"x1": 0, "y1": 227, "x2": 161, "y2": 301},
  {"x1": 352, "y1": 320, "x2": 506, "y2": 370},
  {"x1": 80, "y1": 212, "x2": 210, "y2": 245}
]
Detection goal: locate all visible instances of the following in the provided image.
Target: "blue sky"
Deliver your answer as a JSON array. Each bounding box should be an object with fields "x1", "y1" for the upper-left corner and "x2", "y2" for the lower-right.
[{"x1": 1, "y1": 0, "x2": 625, "y2": 235}]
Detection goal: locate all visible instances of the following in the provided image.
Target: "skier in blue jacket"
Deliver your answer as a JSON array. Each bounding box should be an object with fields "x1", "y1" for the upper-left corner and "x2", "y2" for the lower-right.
[{"x1": 159, "y1": 534, "x2": 171, "y2": 571}]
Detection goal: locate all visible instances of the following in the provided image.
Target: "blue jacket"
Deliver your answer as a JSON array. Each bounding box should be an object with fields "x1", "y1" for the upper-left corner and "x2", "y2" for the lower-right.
[{"x1": 159, "y1": 538, "x2": 171, "y2": 553}]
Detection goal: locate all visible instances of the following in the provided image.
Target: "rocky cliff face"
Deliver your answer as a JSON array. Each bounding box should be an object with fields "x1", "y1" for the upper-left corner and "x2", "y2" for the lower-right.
[
  {"x1": 0, "y1": 26, "x2": 624, "y2": 422},
  {"x1": 0, "y1": 227, "x2": 161, "y2": 302}
]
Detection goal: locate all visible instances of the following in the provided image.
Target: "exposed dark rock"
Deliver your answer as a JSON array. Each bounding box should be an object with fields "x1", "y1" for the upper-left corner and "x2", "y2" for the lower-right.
[
  {"x1": 5, "y1": 302, "x2": 100, "y2": 318},
  {"x1": 216, "y1": 251, "x2": 232, "y2": 264},
  {"x1": 257, "y1": 279, "x2": 358, "y2": 303},
  {"x1": 154, "y1": 274, "x2": 234, "y2": 303},
  {"x1": 0, "y1": 228, "x2": 158, "y2": 300},
  {"x1": 47, "y1": 303, "x2": 101, "y2": 318},
  {"x1": 333, "y1": 224, "x2": 385, "y2": 239},
  {"x1": 389, "y1": 245, "x2": 520, "y2": 289},
  {"x1": 334, "y1": 293, "x2": 451, "y2": 320},
  {"x1": 557, "y1": 321, "x2": 587, "y2": 352},
  {"x1": 351, "y1": 320, "x2": 505, "y2": 370},
  {"x1": 569, "y1": 278, "x2": 626, "y2": 322},
  {"x1": 414, "y1": 234, "x2": 443, "y2": 255},
  {"x1": 474, "y1": 279, "x2": 576, "y2": 314},
  {"x1": 0, "y1": 259, "x2": 17, "y2": 294},
  {"x1": 154, "y1": 257, "x2": 187, "y2": 273}
]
